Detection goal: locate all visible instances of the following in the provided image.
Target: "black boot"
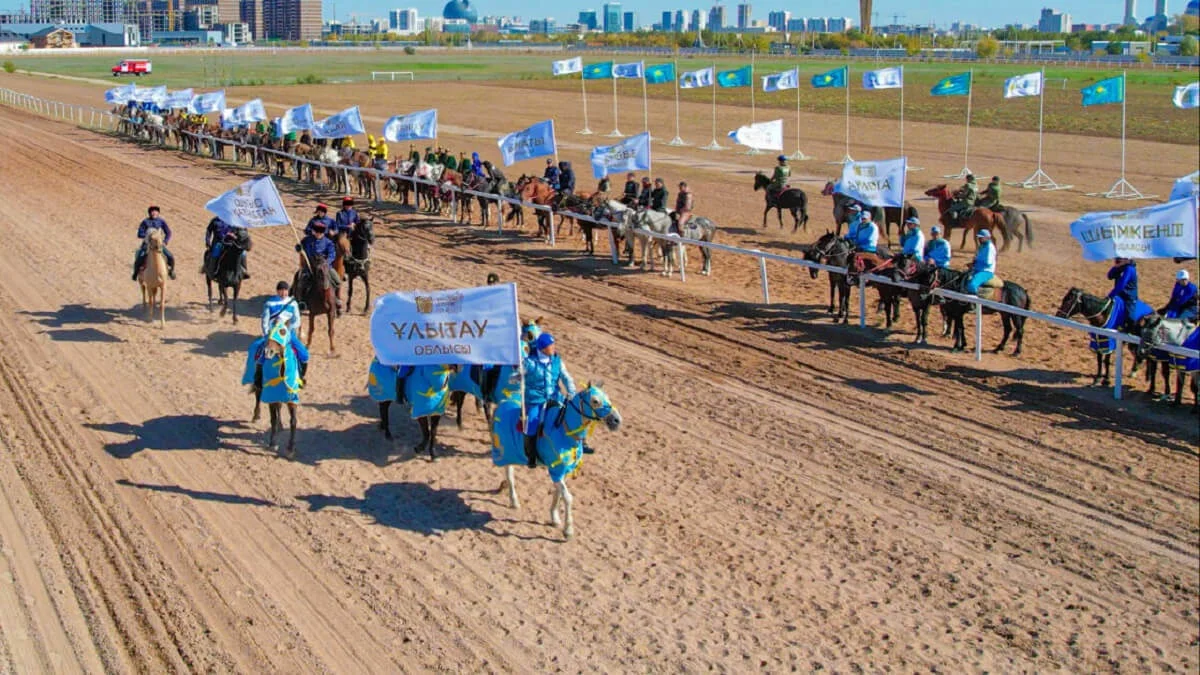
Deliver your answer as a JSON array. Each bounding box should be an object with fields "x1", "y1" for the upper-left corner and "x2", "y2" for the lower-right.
[
  {"x1": 524, "y1": 434, "x2": 538, "y2": 468},
  {"x1": 582, "y1": 443, "x2": 596, "y2": 455}
]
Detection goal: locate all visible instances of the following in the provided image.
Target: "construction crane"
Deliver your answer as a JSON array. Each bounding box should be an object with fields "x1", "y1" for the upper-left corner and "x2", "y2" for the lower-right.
[{"x1": 893, "y1": 13, "x2": 905, "y2": 27}]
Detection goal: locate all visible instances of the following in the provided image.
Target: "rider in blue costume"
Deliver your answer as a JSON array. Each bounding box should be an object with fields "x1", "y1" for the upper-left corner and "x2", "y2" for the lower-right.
[
  {"x1": 1107, "y1": 257, "x2": 1154, "y2": 325},
  {"x1": 132, "y1": 205, "x2": 176, "y2": 281},
  {"x1": 842, "y1": 204, "x2": 864, "y2": 243},
  {"x1": 923, "y1": 225, "x2": 952, "y2": 269},
  {"x1": 1160, "y1": 269, "x2": 1198, "y2": 322},
  {"x1": 964, "y1": 229, "x2": 996, "y2": 295},
  {"x1": 334, "y1": 196, "x2": 360, "y2": 236},
  {"x1": 543, "y1": 158, "x2": 560, "y2": 190},
  {"x1": 205, "y1": 217, "x2": 250, "y2": 279},
  {"x1": 557, "y1": 161, "x2": 576, "y2": 197},
  {"x1": 853, "y1": 211, "x2": 879, "y2": 254},
  {"x1": 304, "y1": 203, "x2": 336, "y2": 237},
  {"x1": 898, "y1": 217, "x2": 924, "y2": 260},
  {"x1": 522, "y1": 332, "x2": 577, "y2": 468}
]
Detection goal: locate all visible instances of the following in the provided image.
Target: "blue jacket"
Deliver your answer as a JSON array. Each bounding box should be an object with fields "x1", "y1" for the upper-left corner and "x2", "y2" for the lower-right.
[
  {"x1": 924, "y1": 238, "x2": 952, "y2": 268},
  {"x1": 304, "y1": 215, "x2": 336, "y2": 237},
  {"x1": 262, "y1": 296, "x2": 301, "y2": 336},
  {"x1": 300, "y1": 235, "x2": 336, "y2": 266},
  {"x1": 558, "y1": 163, "x2": 576, "y2": 192},
  {"x1": 205, "y1": 218, "x2": 231, "y2": 248},
  {"x1": 522, "y1": 352, "x2": 576, "y2": 407},
  {"x1": 334, "y1": 208, "x2": 359, "y2": 233},
  {"x1": 900, "y1": 228, "x2": 925, "y2": 256},
  {"x1": 1107, "y1": 262, "x2": 1139, "y2": 306},
  {"x1": 1165, "y1": 281, "x2": 1198, "y2": 317},
  {"x1": 854, "y1": 221, "x2": 879, "y2": 253},
  {"x1": 843, "y1": 212, "x2": 863, "y2": 240},
  {"x1": 137, "y1": 217, "x2": 171, "y2": 244},
  {"x1": 543, "y1": 165, "x2": 560, "y2": 189},
  {"x1": 972, "y1": 240, "x2": 996, "y2": 274}
]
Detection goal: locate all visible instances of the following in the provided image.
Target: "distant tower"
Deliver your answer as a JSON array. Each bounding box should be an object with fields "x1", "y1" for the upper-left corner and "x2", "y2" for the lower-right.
[
  {"x1": 859, "y1": 0, "x2": 871, "y2": 32},
  {"x1": 1124, "y1": 0, "x2": 1137, "y2": 24},
  {"x1": 1155, "y1": 0, "x2": 1167, "y2": 18}
]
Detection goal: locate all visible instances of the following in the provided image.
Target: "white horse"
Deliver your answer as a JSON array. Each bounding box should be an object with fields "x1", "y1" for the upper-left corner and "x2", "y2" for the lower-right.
[{"x1": 627, "y1": 209, "x2": 689, "y2": 277}]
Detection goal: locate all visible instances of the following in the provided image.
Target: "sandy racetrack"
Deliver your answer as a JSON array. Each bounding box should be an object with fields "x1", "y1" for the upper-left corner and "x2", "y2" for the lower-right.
[{"x1": 0, "y1": 83, "x2": 1197, "y2": 672}]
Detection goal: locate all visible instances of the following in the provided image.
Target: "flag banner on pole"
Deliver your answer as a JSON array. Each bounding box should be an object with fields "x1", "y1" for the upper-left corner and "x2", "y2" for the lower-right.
[
  {"x1": 383, "y1": 108, "x2": 438, "y2": 142},
  {"x1": 497, "y1": 119, "x2": 556, "y2": 166},
  {"x1": 312, "y1": 105, "x2": 366, "y2": 139},
  {"x1": 645, "y1": 62, "x2": 675, "y2": 84},
  {"x1": 762, "y1": 69, "x2": 799, "y2": 92},
  {"x1": 1169, "y1": 170, "x2": 1199, "y2": 202},
  {"x1": 717, "y1": 66, "x2": 752, "y2": 88},
  {"x1": 862, "y1": 67, "x2": 903, "y2": 90},
  {"x1": 105, "y1": 83, "x2": 136, "y2": 104},
  {"x1": 582, "y1": 62, "x2": 613, "y2": 80},
  {"x1": 133, "y1": 85, "x2": 167, "y2": 104},
  {"x1": 1004, "y1": 72, "x2": 1043, "y2": 98},
  {"x1": 613, "y1": 61, "x2": 644, "y2": 79},
  {"x1": 931, "y1": 72, "x2": 971, "y2": 96},
  {"x1": 1070, "y1": 197, "x2": 1199, "y2": 261},
  {"x1": 188, "y1": 90, "x2": 225, "y2": 115},
  {"x1": 162, "y1": 88, "x2": 194, "y2": 110},
  {"x1": 1081, "y1": 76, "x2": 1124, "y2": 107},
  {"x1": 279, "y1": 103, "x2": 315, "y2": 134},
  {"x1": 679, "y1": 67, "x2": 714, "y2": 89},
  {"x1": 728, "y1": 119, "x2": 784, "y2": 151},
  {"x1": 811, "y1": 67, "x2": 847, "y2": 89},
  {"x1": 370, "y1": 284, "x2": 522, "y2": 367},
  {"x1": 552, "y1": 56, "x2": 583, "y2": 76},
  {"x1": 1172, "y1": 82, "x2": 1198, "y2": 109},
  {"x1": 839, "y1": 157, "x2": 908, "y2": 207},
  {"x1": 205, "y1": 175, "x2": 291, "y2": 229},
  {"x1": 589, "y1": 131, "x2": 651, "y2": 178},
  {"x1": 221, "y1": 98, "x2": 267, "y2": 129}
]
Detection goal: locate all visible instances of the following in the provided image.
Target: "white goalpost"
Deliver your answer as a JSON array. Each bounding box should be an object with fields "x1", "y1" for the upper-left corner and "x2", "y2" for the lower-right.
[{"x1": 371, "y1": 71, "x2": 415, "y2": 81}]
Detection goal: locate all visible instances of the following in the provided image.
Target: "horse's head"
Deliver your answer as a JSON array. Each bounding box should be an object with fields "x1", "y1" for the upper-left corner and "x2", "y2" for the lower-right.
[
  {"x1": 753, "y1": 172, "x2": 769, "y2": 191},
  {"x1": 521, "y1": 316, "x2": 543, "y2": 345},
  {"x1": 145, "y1": 228, "x2": 164, "y2": 250},
  {"x1": 264, "y1": 321, "x2": 291, "y2": 359},
  {"x1": 1055, "y1": 287, "x2": 1086, "y2": 319},
  {"x1": 1136, "y1": 313, "x2": 1166, "y2": 359},
  {"x1": 820, "y1": 181, "x2": 835, "y2": 197},
  {"x1": 924, "y1": 184, "x2": 950, "y2": 201},
  {"x1": 577, "y1": 381, "x2": 621, "y2": 433}
]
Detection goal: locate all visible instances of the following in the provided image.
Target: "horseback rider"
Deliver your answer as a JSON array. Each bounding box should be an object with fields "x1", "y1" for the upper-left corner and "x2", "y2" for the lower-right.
[
  {"x1": 335, "y1": 196, "x2": 360, "y2": 235},
  {"x1": 964, "y1": 229, "x2": 996, "y2": 295},
  {"x1": 470, "y1": 152, "x2": 484, "y2": 177},
  {"x1": 1107, "y1": 257, "x2": 1141, "y2": 308},
  {"x1": 673, "y1": 181, "x2": 694, "y2": 233},
  {"x1": 368, "y1": 134, "x2": 389, "y2": 171},
  {"x1": 482, "y1": 160, "x2": 506, "y2": 186},
  {"x1": 621, "y1": 172, "x2": 639, "y2": 207},
  {"x1": 852, "y1": 210, "x2": 879, "y2": 254},
  {"x1": 204, "y1": 216, "x2": 250, "y2": 279},
  {"x1": 262, "y1": 280, "x2": 301, "y2": 336},
  {"x1": 409, "y1": 145, "x2": 421, "y2": 164},
  {"x1": 1161, "y1": 270, "x2": 1199, "y2": 322},
  {"x1": 977, "y1": 175, "x2": 1003, "y2": 212},
  {"x1": 521, "y1": 332, "x2": 577, "y2": 468},
  {"x1": 304, "y1": 203, "x2": 336, "y2": 237},
  {"x1": 897, "y1": 216, "x2": 924, "y2": 262},
  {"x1": 637, "y1": 177, "x2": 653, "y2": 209},
  {"x1": 424, "y1": 146, "x2": 436, "y2": 164},
  {"x1": 294, "y1": 220, "x2": 340, "y2": 302},
  {"x1": 650, "y1": 178, "x2": 669, "y2": 212},
  {"x1": 132, "y1": 205, "x2": 176, "y2": 281},
  {"x1": 842, "y1": 203, "x2": 864, "y2": 242},
  {"x1": 558, "y1": 161, "x2": 576, "y2": 197},
  {"x1": 947, "y1": 174, "x2": 978, "y2": 225},
  {"x1": 597, "y1": 175, "x2": 612, "y2": 194},
  {"x1": 543, "y1": 158, "x2": 560, "y2": 189},
  {"x1": 768, "y1": 155, "x2": 791, "y2": 196},
  {"x1": 924, "y1": 225, "x2": 952, "y2": 269}
]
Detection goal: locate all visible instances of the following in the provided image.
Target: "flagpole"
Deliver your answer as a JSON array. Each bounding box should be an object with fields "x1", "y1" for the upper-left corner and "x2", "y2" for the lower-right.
[
  {"x1": 701, "y1": 62, "x2": 723, "y2": 151},
  {"x1": 641, "y1": 61, "x2": 650, "y2": 140},
  {"x1": 668, "y1": 59, "x2": 687, "y2": 146},
  {"x1": 788, "y1": 67, "x2": 810, "y2": 160},
  {"x1": 1095, "y1": 71, "x2": 1147, "y2": 199},
  {"x1": 744, "y1": 55, "x2": 761, "y2": 156},
  {"x1": 830, "y1": 65, "x2": 852, "y2": 164},
  {"x1": 945, "y1": 69, "x2": 974, "y2": 179},
  {"x1": 1018, "y1": 67, "x2": 1066, "y2": 190},
  {"x1": 902, "y1": 66, "x2": 923, "y2": 171},
  {"x1": 579, "y1": 74, "x2": 593, "y2": 135},
  {"x1": 607, "y1": 69, "x2": 624, "y2": 138},
  {"x1": 551, "y1": 118, "x2": 559, "y2": 165}
]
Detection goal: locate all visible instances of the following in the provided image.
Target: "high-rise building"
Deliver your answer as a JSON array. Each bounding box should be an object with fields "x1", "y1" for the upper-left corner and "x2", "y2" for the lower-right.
[
  {"x1": 689, "y1": 8, "x2": 705, "y2": 30},
  {"x1": 735, "y1": 3, "x2": 750, "y2": 28},
  {"x1": 622, "y1": 10, "x2": 635, "y2": 30},
  {"x1": 263, "y1": 0, "x2": 320, "y2": 40},
  {"x1": 530, "y1": 17, "x2": 554, "y2": 32},
  {"x1": 660, "y1": 10, "x2": 672, "y2": 30},
  {"x1": 786, "y1": 17, "x2": 804, "y2": 31},
  {"x1": 239, "y1": 0, "x2": 261, "y2": 39},
  {"x1": 1123, "y1": 0, "x2": 1138, "y2": 24},
  {"x1": 389, "y1": 8, "x2": 417, "y2": 32},
  {"x1": 578, "y1": 9, "x2": 597, "y2": 29},
  {"x1": 602, "y1": 1, "x2": 620, "y2": 31},
  {"x1": 827, "y1": 16, "x2": 850, "y2": 31},
  {"x1": 806, "y1": 16, "x2": 825, "y2": 31},
  {"x1": 767, "y1": 9, "x2": 788, "y2": 30},
  {"x1": 708, "y1": 4, "x2": 724, "y2": 30},
  {"x1": 1037, "y1": 7, "x2": 1070, "y2": 32},
  {"x1": 673, "y1": 9, "x2": 684, "y2": 30}
]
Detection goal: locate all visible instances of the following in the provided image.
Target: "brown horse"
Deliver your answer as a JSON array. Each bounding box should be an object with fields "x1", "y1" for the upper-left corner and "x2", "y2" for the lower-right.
[
  {"x1": 924, "y1": 185, "x2": 1034, "y2": 253},
  {"x1": 139, "y1": 228, "x2": 168, "y2": 329},
  {"x1": 516, "y1": 176, "x2": 558, "y2": 242},
  {"x1": 293, "y1": 257, "x2": 337, "y2": 354}
]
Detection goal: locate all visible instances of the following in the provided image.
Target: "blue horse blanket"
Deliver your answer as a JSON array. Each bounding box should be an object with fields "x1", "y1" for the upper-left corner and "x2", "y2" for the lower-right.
[
  {"x1": 1088, "y1": 297, "x2": 1153, "y2": 354},
  {"x1": 449, "y1": 364, "x2": 520, "y2": 403},
  {"x1": 242, "y1": 327, "x2": 308, "y2": 404},
  {"x1": 1170, "y1": 327, "x2": 1200, "y2": 372},
  {"x1": 365, "y1": 358, "x2": 454, "y2": 418}
]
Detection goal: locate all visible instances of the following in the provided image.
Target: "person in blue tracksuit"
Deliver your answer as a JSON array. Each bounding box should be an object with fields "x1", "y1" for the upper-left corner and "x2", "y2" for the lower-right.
[
  {"x1": 923, "y1": 225, "x2": 952, "y2": 269},
  {"x1": 522, "y1": 332, "x2": 576, "y2": 468},
  {"x1": 304, "y1": 203, "x2": 336, "y2": 236},
  {"x1": 842, "y1": 204, "x2": 864, "y2": 242},
  {"x1": 133, "y1": 205, "x2": 175, "y2": 281},
  {"x1": 853, "y1": 211, "x2": 879, "y2": 254},
  {"x1": 898, "y1": 217, "x2": 925, "y2": 259},
  {"x1": 1161, "y1": 269, "x2": 1198, "y2": 322},
  {"x1": 1107, "y1": 257, "x2": 1140, "y2": 308},
  {"x1": 964, "y1": 229, "x2": 996, "y2": 295}
]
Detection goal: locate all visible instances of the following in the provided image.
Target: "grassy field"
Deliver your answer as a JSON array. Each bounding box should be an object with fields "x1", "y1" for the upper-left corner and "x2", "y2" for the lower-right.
[{"x1": 8, "y1": 50, "x2": 1198, "y2": 144}]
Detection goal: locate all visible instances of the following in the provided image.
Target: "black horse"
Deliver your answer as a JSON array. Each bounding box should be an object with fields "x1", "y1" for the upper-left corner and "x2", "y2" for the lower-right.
[
  {"x1": 891, "y1": 258, "x2": 951, "y2": 345},
  {"x1": 804, "y1": 232, "x2": 854, "y2": 323},
  {"x1": 344, "y1": 218, "x2": 375, "y2": 314},
  {"x1": 1055, "y1": 287, "x2": 1145, "y2": 388},
  {"x1": 204, "y1": 229, "x2": 251, "y2": 323},
  {"x1": 914, "y1": 266, "x2": 1030, "y2": 355},
  {"x1": 753, "y1": 172, "x2": 809, "y2": 232}
]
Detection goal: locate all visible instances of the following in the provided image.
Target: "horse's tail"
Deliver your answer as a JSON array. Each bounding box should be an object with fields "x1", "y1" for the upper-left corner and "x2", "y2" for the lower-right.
[{"x1": 1022, "y1": 213, "x2": 1034, "y2": 249}]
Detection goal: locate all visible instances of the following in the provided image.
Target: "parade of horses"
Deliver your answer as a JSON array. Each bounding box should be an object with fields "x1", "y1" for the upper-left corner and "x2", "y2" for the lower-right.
[{"x1": 0, "y1": 51, "x2": 1196, "y2": 671}]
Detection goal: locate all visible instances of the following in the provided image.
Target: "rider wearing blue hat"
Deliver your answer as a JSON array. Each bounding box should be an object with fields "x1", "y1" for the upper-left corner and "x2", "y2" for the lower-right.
[
  {"x1": 767, "y1": 155, "x2": 791, "y2": 196},
  {"x1": 522, "y1": 331, "x2": 577, "y2": 467},
  {"x1": 924, "y1": 224, "x2": 952, "y2": 269},
  {"x1": 852, "y1": 210, "x2": 879, "y2": 254},
  {"x1": 842, "y1": 203, "x2": 864, "y2": 242},
  {"x1": 898, "y1": 216, "x2": 925, "y2": 259},
  {"x1": 964, "y1": 229, "x2": 996, "y2": 295}
]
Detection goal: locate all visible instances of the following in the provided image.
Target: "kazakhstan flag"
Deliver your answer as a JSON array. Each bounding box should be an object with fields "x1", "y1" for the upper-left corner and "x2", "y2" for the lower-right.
[
  {"x1": 717, "y1": 66, "x2": 752, "y2": 88},
  {"x1": 931, "y1": 72, "x2": 971, "y2": 97},
  {"x1": 1081, "y1": 75, "x2": 1124, "y2": 107},
  {"x1": 582, "y1": 61, "x2": 614, "y2": 80},
  {"x1": 645, "y1": 63, "x2": 675, "y2": 85},
  {"x1": 811, "y1": 66, "x2": 847, "y2": 89}
]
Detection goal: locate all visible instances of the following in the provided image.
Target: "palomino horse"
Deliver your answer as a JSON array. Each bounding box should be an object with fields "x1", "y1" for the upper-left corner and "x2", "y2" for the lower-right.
[
  {"x1": 820, "y1": 181, "x2": 917, "y2": 242},
  {"x1": 203, "y1": 230, "x2": 250, "y2": 324},
  {"x1": 244, "y1": 322, "x2": 307, "y2": 458},
  {"x1": 367, "y1": 360, "x2": 458, "y2": 460},
  {"x1": 924, "y1": 185, "x2": 1035, "y2": 253},
  {"x1": 139, "y1": 228, "x2": 168, "y2": 328},
  {"x1": 753, "y1": 172, "x2": 809, "y2": 232},
  {"x1": 330, "y1": 230, "x2": 351, "y2": 314},
  {"x1": 1138, "y1": 314, "x2": 1199, "y2": 408},
  {"x1": 344, "y1": 218, "x2": 375, "y2": 314},
  {"x1": 1056, "y1": 288, "x2": 1149, "y2": 388},
  {"x1": 293, "y1": 257, "x2": 337, "y2": 353},
  {"x1": 912, "y1": 266, "x2": 1030, "y2": 355},
  {"x1": 491, "y1": 382, "x2": 622, "y2": 540}
]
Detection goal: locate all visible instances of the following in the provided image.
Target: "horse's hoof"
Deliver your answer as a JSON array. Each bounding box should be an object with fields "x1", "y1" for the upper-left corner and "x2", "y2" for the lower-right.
[
  {"x1": 252, "y1": 412, "x2": 261, "y2": 423},
  {"x1": 563, "y1": 526, "x2": 575, "y2": 540}
]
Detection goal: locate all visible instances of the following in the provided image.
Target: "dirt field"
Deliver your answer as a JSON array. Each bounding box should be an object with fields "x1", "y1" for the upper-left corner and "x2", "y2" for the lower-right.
[{"x1": 0, "y1": 75, "x2": 1197, "y2": 672}]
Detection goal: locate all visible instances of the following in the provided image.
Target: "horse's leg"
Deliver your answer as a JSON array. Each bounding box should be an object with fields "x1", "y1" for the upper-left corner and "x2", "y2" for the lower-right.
[
  {"x1": 415, "y1": 417, "x2": 430, "y2": 457},
  {"x1": 307, "y1": 311, "x2": 315, "y2": 349},
  {"x1": 346, "y1": 275, "x2": 355, "y2": 316},
  {"x1": 206, "y1": 277, "x2": 213, "y2": 308},
  {"x1": 427, "y1": 415, "x2": 441, "y2": 461},
  {"x1": 252, "y1": 384, "x2": 262, "y2": 422},
  {"x1": 1148, "y1": 361, "x2": 1159, "y2": 396},
  {"x1": 285, "y1": 403, "x2": 297, "y2": 458},
  {"x1": 1012, "y1": 317, "x2": 1025, "y2": 357},
  {"x1": 362, "y1": 272, "x2": 371, "y2": 314},
  {"x1": 378, "y1": 401, "x2": 392, "y2": 439},
  {"x1": 326, "y1": 310, "x2": 335, "y2": 354},
  {"x1": 451, "y1": 391, "x2": 465, "y2": 429},
  {"x1": 558, "y1": 480, "x2": 575, "y2": 539},
  {"x1": 827, "y1": 277, "x2": 835, "y2": 314},
  {"x1": 158, "y1": 287, "x2": 165, "y2": 329},
  {"x1": 994, "y1": 315, "x2": 1011, "y2": 352},
  {"x1": 503, "y1": 465, "x2": 519, "y2": 509},
  {"x1": 267, "y1": 404, "x2": 279, "y2": 449}
]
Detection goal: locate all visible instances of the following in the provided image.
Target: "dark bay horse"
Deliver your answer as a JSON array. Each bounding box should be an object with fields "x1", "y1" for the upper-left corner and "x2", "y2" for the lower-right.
[
  {"x1": 820, "y1": 181, "x2": 917, "y2": 243},
  {"x1": 804, "y1": 232, "x2": 854, "y2": 323},
  {"x1": 891, "y1": 258, "x2": 950, "y2": 345},
  {"x1": 344, "y1": 218, "x2": 375, "y2": 314},
  {"x1": 924, "y1": 185, "x2": 1035, "y2": 253},
  {"x1": 204, "y1": 231, "x2": 250, "y2": 323},
  {"x1": 1055, "y1": 288, "x2": 1145, "y2": 388},
  {"x1": 753, "y1": 173, "x2": 809, "y2": 232},
  {"x1": 914, "y1": 266, "x2": 1030, "y2": 355},
  {"x1": 844, "y1": 250, "x2": 903, "y2": 329},
  {"x1": 293, "y1": 258, "x2": 337, "y2": 354}
]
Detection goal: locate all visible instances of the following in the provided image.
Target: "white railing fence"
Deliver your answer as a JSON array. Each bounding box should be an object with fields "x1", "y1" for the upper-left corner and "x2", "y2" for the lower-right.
[{"x1": 2, "y1": 86, "x2": 1194, "y2": 403}]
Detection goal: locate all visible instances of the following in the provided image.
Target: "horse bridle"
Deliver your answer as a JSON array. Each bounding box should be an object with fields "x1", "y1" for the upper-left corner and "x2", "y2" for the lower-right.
[{"x1": 1061, "y1": 290, "x2": 1111, "y2": 323}]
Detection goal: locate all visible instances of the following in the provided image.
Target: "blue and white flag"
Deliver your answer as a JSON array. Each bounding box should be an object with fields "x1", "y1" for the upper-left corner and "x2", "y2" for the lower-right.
[
  {"x1": 1173, "y1": 82, "x2": 1199, "y2": 109},
  {"x1": 839, "y1": 157, "x2": 908, "y2": 208},
  {"x1": 221, "y1": 98, "x2": 267, "y2": 129},
  {"x1": 1070, "y1": 197, "x2": 1199, "y2": 261},
  {"x1": 1004, "y1": 71, "x2": 1043, "y2": 98},
  {"x1": 163, "y1": 88, "x2": 194, "y2": 110},
  {"x1": 728, "y1": 119, "x2": 783, "y2": 151},
  {"x1": 105, "y1": 84, "x2": 136, "y2": 104},
  {"x1": 762, "y1": 69, "x2": 799, "y2": 93},
  {"x1": 589, "y1": 132, "x2": 651, "y2": 178},
  {"x1": 382, "y1": 108, "x2": 438, "y2": 142},
  {"x1": 205, "y1": 176, "x2": 292, "y2": 229},
  {"x1": 863, "y1": 66, "x2": 903, "y2": 90},
  {"x1": 188, "y1": 90, "x2": 225, "y2": 115},
  {"x1": 613, "y1": 61, "x2": 644, "y2": 79},
  {"x1": 370, "y1": 284, "x2": 522, "y2": 367},
  {"x1": 278, "y1": 103, "x2": 314, "y2": 135},
  {"x1": 133, "y1": 85, "x2": 167, "y2": 104},
  {"x1": 680, "y1": 67, "x2": 714, "y2": 89},
  {"x1": 497, "y1": 119, "x2": 556, "y2": 167},
  {"x1": 312, "y1": 105, "x2": 366, "y2": 139},
  {"x1": 1169, "y1": 170, "x2": 1199, "y2": 202},
  {"x1": 552, "y1": 56, "x2": 583, "y2": 76}
]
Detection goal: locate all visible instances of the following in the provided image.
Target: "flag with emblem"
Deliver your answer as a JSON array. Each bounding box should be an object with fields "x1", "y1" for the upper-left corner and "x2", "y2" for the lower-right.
[
  {"x1": 613, "y1": 61, "x2": 644, "y2": 79},
  {"x1": 582, "y1": 62, "x2": 613, "y2": 80},
  {"x1": 931, "y1": 72, "x2": 971, "y2": 96},
  {"x1": 552, "y1": 57, "x2": 582, "y2": 76},
  {"x1": 1081, "y1": 75, "x2": 1124, "y2": 107},
  {"x1": 811, "y1": 66, "x2": 847, "y2": 89},
  {"x1": 679, "y1": 66, "x2": 714, "y2": 89},
  {"x1": 717, "y1": 66, "x2": 752, "y2": 88},
  {"x1": 645, "y1": 63, "x2": 675, "y2": 84},
  {"x1": 1173, "y1": 82, "x2": 1199, "y2": 109},
  {"x1": 1003, "y1": 71, "x2": 1043, "y2": 98},
  {"x1": 762, "y1": 69, "x2": 799, "y2": 92},
  {"x1": 205, "y1": 176, "x2": 291, "y2": 229}
]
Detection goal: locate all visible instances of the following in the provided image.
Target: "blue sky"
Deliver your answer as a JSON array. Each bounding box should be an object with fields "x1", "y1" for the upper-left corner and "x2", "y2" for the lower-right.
[{"x1": 328, "y1": 0, "x2": 1134, "y2": 28}]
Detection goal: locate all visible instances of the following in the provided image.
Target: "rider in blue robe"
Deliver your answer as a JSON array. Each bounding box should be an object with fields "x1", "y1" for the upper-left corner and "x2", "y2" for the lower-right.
[
  {"x1": 853, "y1": 212, "x2": 879, "y2": 253},
  {"x1": 923, "y1": 225, "x2": 952, "y2": 269},
  {"x1": 898, "y1": 217, "x2": 924, "y2": 258},
  {"x1": 132, "y1": 205, "x2": 176, "y2": 281},
  {"x1": 522, "y1": 332, "x2": 576, "y2": 468},
  {"x1": 964, "y1": 230, "x2": 996, "y2": 295},
  {"x1": 1107, "y1": 258, "x2": 1153, "y2": 325},
  {"x1": 1161, "y1": 270, "x2": 1198, "y2": 322}
]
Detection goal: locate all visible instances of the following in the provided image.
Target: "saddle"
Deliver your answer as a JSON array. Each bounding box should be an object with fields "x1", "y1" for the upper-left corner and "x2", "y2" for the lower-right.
[{"x1": 976, "y1": 276, "x2": 1005, "y2": 301}]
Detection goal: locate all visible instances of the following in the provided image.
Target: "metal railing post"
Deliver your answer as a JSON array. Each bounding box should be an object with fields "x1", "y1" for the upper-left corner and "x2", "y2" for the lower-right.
[
  {"x1": 974, "y1": 303, "x2": 983, "y2": 361},
  {"x1": 548, "y1": 207, "x2": 556, "y2": 247},
  {"x1": 374, "y1": 171, "x2": 382, "y2": 205},
  {"x1": 754, "y1": 251, "x2": 770, "y2": 304},
  {"x1": 1113, "y1": 339, "x2": 1125, "y2": 400},
  {"x1": 858, "y1": 276, "x2": 867, "y2": 328},
  {"x1": 608, "y1": 225, "x2": 619, "y2": 265}
]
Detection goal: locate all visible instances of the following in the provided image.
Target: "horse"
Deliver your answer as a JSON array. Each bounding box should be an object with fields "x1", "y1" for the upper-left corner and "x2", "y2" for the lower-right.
[
  {"x1": 293, "y1": 257, "x2": 337, "y2": 354},
  {"x1": 891, "y1": 258, "x2": 951, "y2": 345},
  {"x1": 1055, "y1": 288, "x2": 1151, "y2": 388},
  {"x1": 924, "y1": 185, "x2": 1034, "y2": 253},
  {"x1": 138, "y1": 228, "x2": 167, "y2": 328},
  {"x1": 367, "y1": 360, "x2": 458, "y2": 460},
  {"x1": 516, "y1": 175, "x2": 558, "y2": 242},
  {"x1": 753, "y1": 173, "x2": 809, "y2": 232},
  {"x1": 343, "y1": 218, "x2": 375, "y2": 314},
  {"x1": 803, "y1": 232, "x2": 854, "y2": 323},
  {"x1": 203, "y1": 230, "x2": 250, "y2": 324},
  {"x1": 490, "y1": 382, "x2": 622, "y2": 540},
  {"x1": 243, "y1": 322, "x2": 307, "y2": 458},
  {"x1": 447, "y1": 365, "x2": 519, "y2": 430},
  {"x1": 844, "y1": 250, "x2": 903, "y2": 329},
  {"x1": 330, "y1": 231, "x2": 351, "y2": 315},
  {"x1": 1137, "y1": 315, "x2": 1199, "y2": 409},
  {"x1": 914, "y1": 266, "x2": 1030, "y2": 355},
  {"x1": 820, "y1": 181, "x2": 917, "y2": 243},
  {"x1": 626, "y1": 209, "x2": 717, "y2": 276}
]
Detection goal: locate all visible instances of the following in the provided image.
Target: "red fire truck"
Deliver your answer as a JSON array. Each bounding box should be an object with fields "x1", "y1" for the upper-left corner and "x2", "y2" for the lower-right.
[{"x1": 112, "y1": 59, "x2": 152, "y2": 77}]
